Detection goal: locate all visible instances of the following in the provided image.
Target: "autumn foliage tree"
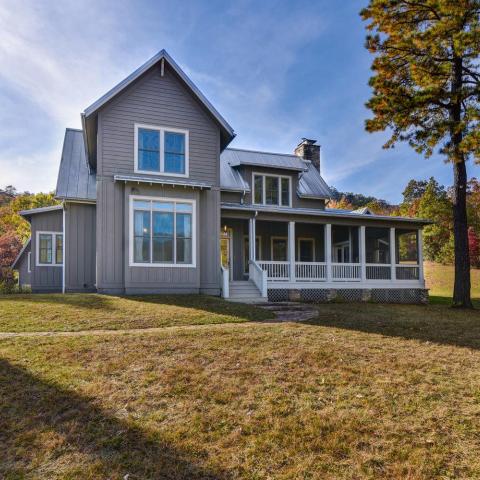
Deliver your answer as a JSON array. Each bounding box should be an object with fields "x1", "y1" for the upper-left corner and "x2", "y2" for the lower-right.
[
  {"x1": 468, "y1": 227, "x2": 480, "y2": 266},
  {"x1": 361, "y1": 0, "x2": 480, "y2": 308}
]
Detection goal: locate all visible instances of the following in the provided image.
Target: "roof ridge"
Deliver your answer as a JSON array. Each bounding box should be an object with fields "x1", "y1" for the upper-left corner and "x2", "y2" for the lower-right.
[{"x1": 226, "y1": 147, "x2": 299, "y2": 158}]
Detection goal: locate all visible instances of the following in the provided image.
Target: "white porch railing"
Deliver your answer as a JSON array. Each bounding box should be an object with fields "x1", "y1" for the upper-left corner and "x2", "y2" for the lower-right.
[
  {"x1": 396, "y1": 264, "x2": 420, "y2": 280},
  {"x1": 332, "y1": 263, "x2": 361, "y2": 281},
  {"x1": 258, "y1": 261, "x2": 290, "y2": 281},
  {"x1": 221, "y1": 266, "x2": 229, "y2": 298},
  {"x1": 366, "y1": 264, "x2": 391, "y2": 280},
  {"x1": 295, "y1": 262, "x2": 326, "y2": 281},
  {"x1": 249, "y1": 261, "x2": 268, "y2": 297}
]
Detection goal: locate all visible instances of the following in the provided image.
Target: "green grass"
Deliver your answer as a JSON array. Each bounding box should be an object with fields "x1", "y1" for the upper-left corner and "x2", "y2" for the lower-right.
[
  {"x1": 1, "y1": 295, "x2": 480, "y2": 478},
  {"x1": 0, "y1": 294, "x2": 272, "y2": 332},
  {"x1": 425, "y1": 261, "x2": 480, "y2": 300}
]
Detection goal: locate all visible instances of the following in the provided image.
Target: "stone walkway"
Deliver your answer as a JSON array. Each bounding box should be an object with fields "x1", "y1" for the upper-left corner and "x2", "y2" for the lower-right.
[{"x1": 256, "y1": 302, "x2": 318, "y2": 322}]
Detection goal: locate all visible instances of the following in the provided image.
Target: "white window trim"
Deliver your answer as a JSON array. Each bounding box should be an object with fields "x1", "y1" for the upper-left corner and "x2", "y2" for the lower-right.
[
  {"x1": 252, "y1": 172, "x2": 292, "y2": 207},
  {"x1": 129, "y1": 195, "x2": 196, "y2": 268},
  {"x1": 270, "y1": 236, "x2": 288, "y2": 261},
  {"x1": 27, "y1": 251, "x2": 31, "y2": 273},
  {"x1": 134, "y1": 123, "x2": 189, "y2": 178},
  {"x1": 297, "y1": 237, "x2": 315, "y2": 262},
  {"x1": 36, "y1": 231, "x2": 63, "y2": 267}
]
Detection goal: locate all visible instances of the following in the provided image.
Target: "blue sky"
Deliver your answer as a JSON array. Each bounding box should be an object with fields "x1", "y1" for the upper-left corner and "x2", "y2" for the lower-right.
[{"x1": 1, "y1": 0, "x2": 478, "y2": 203}]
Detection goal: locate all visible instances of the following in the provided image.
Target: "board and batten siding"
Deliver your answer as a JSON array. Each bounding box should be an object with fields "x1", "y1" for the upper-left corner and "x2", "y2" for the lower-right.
[
  {"x1": 97, "y1": 64, "x2": 221, "y2": 186},
  {"x1": 65, "y1": 203, "x2": 96, "y2": 292},
  {"x1": 30, "y1": 210, "x2": 63, "y2": 293}
]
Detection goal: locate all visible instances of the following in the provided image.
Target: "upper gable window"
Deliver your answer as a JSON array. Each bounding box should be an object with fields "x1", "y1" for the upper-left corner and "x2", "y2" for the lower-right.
[
  {"x1": 135, "y1": 124, "x2": 189, "y2": 177},
  {"x1": 253, "y1": 173, "x2": 291, "y2": 207}
]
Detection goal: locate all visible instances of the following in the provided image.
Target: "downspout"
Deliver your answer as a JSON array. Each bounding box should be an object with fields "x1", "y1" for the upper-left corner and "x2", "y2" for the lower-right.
[{"x1": 62, "y1": 202, "x2": 66, "y2": 294}]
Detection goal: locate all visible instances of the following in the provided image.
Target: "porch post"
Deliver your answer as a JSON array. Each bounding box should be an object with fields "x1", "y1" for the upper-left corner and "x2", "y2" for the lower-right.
[
  {"x1": 360, "y1": 226, "x2": 366, "y2": 282},
  {"x1": 249, "y1": 217, "x2": 256, "y2": 262},
  {"x1": 390, "y1": 227, "x2": 396, "y2": 281},
  {"x1": 325, "y1": 224, "x2": 332, "y2": 282},
  {"x1": 288, "y1": 221, "x2": 296, "y2": 282},
  {"x1": 418, "y1": 228, "x2": 424, "y2": 285}
]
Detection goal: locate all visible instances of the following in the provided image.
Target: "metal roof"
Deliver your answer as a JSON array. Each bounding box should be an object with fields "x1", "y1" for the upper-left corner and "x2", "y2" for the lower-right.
[
  {"x1": 114, "y1": 174, "x2": 212, "y2": 189},
  {"x1": 12, "y1": 238, "x2": 30, "y2": 269},
  {"x1": 219, "y1": 148, "x2": 332, "y2": 199},
  {"x1": 19, "y1": 204, "x2": 63, "y2": 217},
  {"x1": 55, "y1": 129, "x2": 96, "y2": 202},
  {"x1": 297, "y1": 161, "x2": 332, "y2": 199},
  {"x1": 222, "y1": 148, "x2": 307, "y2": 171},
  {"x1": 221, "y1": 202, "x2": 431, "y2": 224}
]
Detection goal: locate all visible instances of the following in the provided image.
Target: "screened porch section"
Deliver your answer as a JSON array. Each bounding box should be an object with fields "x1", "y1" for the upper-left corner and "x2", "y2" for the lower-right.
[{"x1": 220, "y1": 217, "x2": 424, "y2": 286}]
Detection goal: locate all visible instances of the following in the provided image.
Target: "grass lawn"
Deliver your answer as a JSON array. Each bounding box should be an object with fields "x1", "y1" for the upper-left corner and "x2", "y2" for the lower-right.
[
  {"x1": 0, "y1": 294, "x2": 272, "y2": 332},
  {"x1": 1, "y1": 264, "x2": 480, "y2": 478}
]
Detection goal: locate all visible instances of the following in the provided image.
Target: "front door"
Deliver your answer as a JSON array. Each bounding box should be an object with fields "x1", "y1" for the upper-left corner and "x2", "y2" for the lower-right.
[{"x1": 220, "y1": 228, "x2": 233, "y2": 280}]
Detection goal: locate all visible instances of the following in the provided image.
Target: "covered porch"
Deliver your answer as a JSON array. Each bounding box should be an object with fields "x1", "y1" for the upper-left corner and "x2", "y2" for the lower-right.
[{"x1": 220, "y1": 215, "x2": 424, "y2": 296}]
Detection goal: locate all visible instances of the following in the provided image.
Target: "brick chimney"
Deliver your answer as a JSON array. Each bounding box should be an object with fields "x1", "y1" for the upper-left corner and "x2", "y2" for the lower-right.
[{"x1": 294, "y1": 138, "x2": 320, "y2": 172}]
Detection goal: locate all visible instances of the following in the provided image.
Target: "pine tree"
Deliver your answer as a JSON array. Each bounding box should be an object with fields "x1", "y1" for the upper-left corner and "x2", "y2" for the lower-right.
[{"x1": 361, "y1": 0, "x2": 480, "y2": 307}]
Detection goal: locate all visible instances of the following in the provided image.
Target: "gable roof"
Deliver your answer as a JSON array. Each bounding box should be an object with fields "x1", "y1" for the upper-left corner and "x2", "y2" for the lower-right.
[
  {"x1": 82, "y1": 49, "x2": 235, "y2": 168},
  {"x1": 219, "y1": 147, "x2": 332, "y2": 199},
  {"x1": 12, "y1": 238, "x2": 30, "y2": 269},
  {"x1": 56, "y1": 129, "x2": 96, "y2": 202}
]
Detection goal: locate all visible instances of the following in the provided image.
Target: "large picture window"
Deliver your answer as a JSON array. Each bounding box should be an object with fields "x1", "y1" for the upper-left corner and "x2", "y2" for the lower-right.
[
  {"x1": 36, "y1": 232, "x2": 63, "y2": 266},
  {"x1": 135, "y1": 124, "x2": 189, "y2": 177},
  {"x1": 253, "y1": 173, "x2": 291, "y2": 207},
  {"x1": 130, "y1": 197, "x2": 195, "y2": 267}
]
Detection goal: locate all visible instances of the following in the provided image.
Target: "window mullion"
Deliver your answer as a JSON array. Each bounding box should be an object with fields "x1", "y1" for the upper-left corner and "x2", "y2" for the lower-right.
[
  {"x1": 160, "y1": 129, "x2": 164, "y2": 173},
  {"x1": 277, "y1": 177, "x2": 280, "y2": 206},
  {"x1": 262, "y1": 176, "x2": 266, "y2": 205}
]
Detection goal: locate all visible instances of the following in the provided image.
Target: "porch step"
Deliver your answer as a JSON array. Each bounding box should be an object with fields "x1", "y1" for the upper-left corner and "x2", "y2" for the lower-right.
[{"x1": 227, "y1": 280, "x2": 265, "y2": 302}]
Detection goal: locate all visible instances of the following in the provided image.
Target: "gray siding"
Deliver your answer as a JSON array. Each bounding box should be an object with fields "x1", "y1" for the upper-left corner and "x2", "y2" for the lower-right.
[
  {"x1": 16, "y1": 243, "x2": 31, "y2": 287},
  {"x1": 96, "y1": 178, "x2": 125, "y2": 293},
  {"x1": 98, "y1": 64, "x2": 221, "y2": 185},
  {"x1": 31, "y1": 210, "x2": 63, "y2": 293},
  {"x1": 65, "y1": 203, "x2": 96, "y2": 292}
]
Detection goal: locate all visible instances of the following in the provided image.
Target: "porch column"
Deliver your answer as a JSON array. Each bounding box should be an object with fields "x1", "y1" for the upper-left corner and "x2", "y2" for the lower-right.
[
  {"x1": 418, "y1": 228, "x2": 424, "y2": 284},
  {"x1": 288, "y1": 221, "x2": 296, "y2": 282},
  {"x1": 390, "y1": 227, "x2": 396, "y2": 281},
  {"x1": 249, "y1": 217, "x2": 256, "y2": 262},
  {"x1": 360, "y1": 226, "x2": 366, "y2": 282},
  {"x1": 325, "y1": 224, "x2": 332, "y2": 282}
]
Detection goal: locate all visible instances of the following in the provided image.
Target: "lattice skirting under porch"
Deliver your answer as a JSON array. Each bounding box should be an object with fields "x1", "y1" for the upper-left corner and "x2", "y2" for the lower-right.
[{"x1": 267, "y1": 288, "x2": 428, "y2": 304}]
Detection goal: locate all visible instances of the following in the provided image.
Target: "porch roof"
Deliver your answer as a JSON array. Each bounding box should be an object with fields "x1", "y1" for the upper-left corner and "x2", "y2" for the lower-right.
[
  {"x1": 114, "y1": 174, "x2": 212, "y2": 190},
  {"x1": 220, "y1": 202, "x2": 432, "y2": 225}
]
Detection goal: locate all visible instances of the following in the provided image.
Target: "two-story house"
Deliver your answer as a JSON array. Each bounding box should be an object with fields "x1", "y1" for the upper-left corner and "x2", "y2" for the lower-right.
[{"x1": 13, "y1": 50, "x2": 430, "y2": 303}]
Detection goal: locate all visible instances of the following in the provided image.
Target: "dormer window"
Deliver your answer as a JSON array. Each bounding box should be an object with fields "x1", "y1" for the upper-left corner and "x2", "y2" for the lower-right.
[
  {"x1": 135, "y1": 124, "x2": 189, "y2": 177},
  {"x1": 253, "y1": 173, "x2": 291, "y2": 207}
]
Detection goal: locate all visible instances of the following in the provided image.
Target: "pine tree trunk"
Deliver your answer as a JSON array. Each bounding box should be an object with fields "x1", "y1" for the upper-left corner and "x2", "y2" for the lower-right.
[{"x1": 452, "y1": 159, "x2": 473, "y2": 308}]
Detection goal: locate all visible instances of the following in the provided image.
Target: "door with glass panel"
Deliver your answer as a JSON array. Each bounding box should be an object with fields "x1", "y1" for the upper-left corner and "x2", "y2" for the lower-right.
[{"x1": 220, "y1": 228, "x2": 233, "y2": 280}]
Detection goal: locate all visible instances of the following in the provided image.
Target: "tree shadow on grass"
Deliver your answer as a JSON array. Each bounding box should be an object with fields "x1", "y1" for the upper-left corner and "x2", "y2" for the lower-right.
[
  {"x1": 0, "y1": 359, "x2": 229, "y2": 479},
  {"x1": 302, "y1": 298, "x2": 480, "y2": 351}
]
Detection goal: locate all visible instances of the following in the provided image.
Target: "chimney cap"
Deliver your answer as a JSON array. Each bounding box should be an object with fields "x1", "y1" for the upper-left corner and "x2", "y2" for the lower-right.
[{"x1": 298, "y1": 138, "x2": 318, "y2": 147}]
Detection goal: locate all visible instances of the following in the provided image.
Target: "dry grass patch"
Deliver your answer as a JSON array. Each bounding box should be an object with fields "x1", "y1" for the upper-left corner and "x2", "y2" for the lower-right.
[
  {"x1": 2, "y1": 310, "x2": 480, "y2": 479},
  {"x1": 0, "y1": 294, "x2": 272, "y2": 332}
]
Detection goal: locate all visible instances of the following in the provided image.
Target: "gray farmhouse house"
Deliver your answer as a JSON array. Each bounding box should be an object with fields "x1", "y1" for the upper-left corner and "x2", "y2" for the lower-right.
[{"x1": 13, "y1": 50, "x2": 430, "y2": 303}]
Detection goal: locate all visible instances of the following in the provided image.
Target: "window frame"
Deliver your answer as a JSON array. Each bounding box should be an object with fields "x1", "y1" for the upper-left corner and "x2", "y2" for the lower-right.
[
  {"x1": 134, "y1": 123, "x2": 189, "y2": 178},
  {"x1": 297, "y1": 237, "x2": 315, "y2": 262},
  {"x1": 36, "y1": 231, "x2": 63, "y2": 267},
  {"x1": 129, "y1": 195, "x2": 196, "y2": 268},
  {"x1": 252, "y1": 172, "x2": 292, "y2": 207},
  {"x1": 27, "y1": 251, "x2": 31, "y2": 273},
  {"x1": 270, "y1": 236, "x2": 288, "y2": 261}
]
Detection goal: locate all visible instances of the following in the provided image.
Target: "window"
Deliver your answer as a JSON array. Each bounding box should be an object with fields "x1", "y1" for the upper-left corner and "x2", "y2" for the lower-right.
[
  {"x1": 297, "y1": 238, "x2": 315, "y2": 262},
  {"x1": 243, "y1": 236, "x2": 261, "y2": 273},
  {"x1": 130, "y1": 197, "x2": 195, "y2": 267},
  {"x1": 253, "y1": 173, "x2": 291, "y2": 207},
  {"x1": 36, "y1": 232, "x2": 63, "y2": 266},
  {"x1": 135, "y1": 124, "x2": 188, "y2": 176},
  {"x1": 271, "y1": 237, "x2": 288, "y2": 261}
]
